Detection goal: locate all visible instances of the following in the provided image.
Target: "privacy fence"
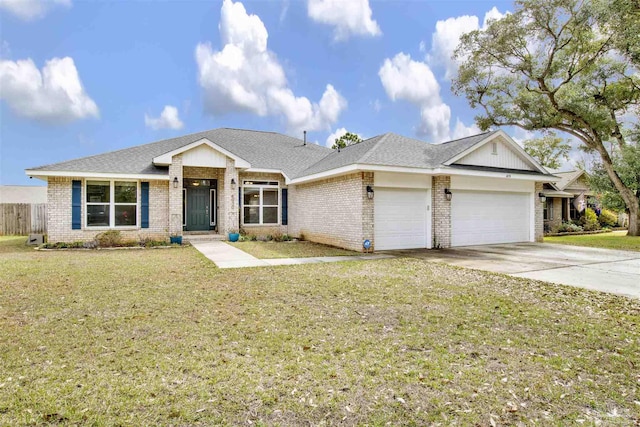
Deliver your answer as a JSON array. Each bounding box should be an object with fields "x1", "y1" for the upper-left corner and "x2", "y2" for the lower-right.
[{"x1": 0, "y1": 203, "x2": 47, "y2": 235}]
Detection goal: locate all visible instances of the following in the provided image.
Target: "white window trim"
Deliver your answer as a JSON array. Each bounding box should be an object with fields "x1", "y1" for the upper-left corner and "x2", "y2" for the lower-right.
[
  {"x1": 241, "y1": 181, "x2": 280, "y2": 226},
  {"x1": 85, "y1": 179, "x2": 139, "y2": 229}
]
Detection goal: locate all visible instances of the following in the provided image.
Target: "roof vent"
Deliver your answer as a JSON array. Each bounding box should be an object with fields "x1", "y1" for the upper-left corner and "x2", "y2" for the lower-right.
[{"x1": 303, "y1": 130, "x2": 306, "y2": 146}]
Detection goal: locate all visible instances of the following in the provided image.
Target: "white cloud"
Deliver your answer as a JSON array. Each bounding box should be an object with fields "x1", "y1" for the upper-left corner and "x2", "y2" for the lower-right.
[
  {"x1": 426, "y1": 7, "x2": 506, "y2": 80},
  {"x1": 379, "y1": 52, "x2": 450, "y2": 142},
  {"x1": 0, "y1": 0, "x2": 71, "y2": 21},
  {"x1": 451, "y1": 118, "x2": 481, "y2": 140},
  {"x1": 145, "y1": 105, "x2": 184, "y2": 130},
  {"x1": 308, "y1": 0, "x2": 381, "y2": 41},
  {"x1": 325, "y1": 127, "x2": 347, "y2": 147},
  {"x1": 196, "y1": 0, "x2": 346, "y2": 133},
  {"x1": 0, "y1": 56, "x2": 99, "y2": 123},
  {"x1": 370, "y1": 99, "x2": 382, "y2": 113}
]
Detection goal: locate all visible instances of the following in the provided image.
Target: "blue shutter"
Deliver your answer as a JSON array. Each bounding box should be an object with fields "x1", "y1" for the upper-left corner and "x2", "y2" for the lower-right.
[
  {"x1": 281, "y1": 188, "x2": 288, "y2": 225},
  {"x1": 72, "y1": 180, "x2": 81, "y2": 230},
  {"x1": 141, "y1": 182, "x2": 149, "y2": 228}
]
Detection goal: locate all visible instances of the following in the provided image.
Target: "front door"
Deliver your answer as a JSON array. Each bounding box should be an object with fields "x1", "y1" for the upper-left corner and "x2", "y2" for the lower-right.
[{"x1": 186, "y1": 187, "x2": 209, "y2": 231}]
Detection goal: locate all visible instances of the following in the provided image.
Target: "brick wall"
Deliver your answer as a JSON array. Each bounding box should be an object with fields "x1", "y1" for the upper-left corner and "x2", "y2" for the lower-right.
[
  {"x1": 534, "y1": 182, "x2": 544, "y2": 242},
  {"x1": 432, "y1": 176, "x2": 451, "y2": 248},
  {"x1": 47, "y1": 177, "x2": 168, "y2": 243},
  {"x1": 289, "y1": 172, "x2": 367, "y2": 251},
  {"x1": 221, "y1": 157, "x2": 239, "y2": 234},
  {"x1": 168, "y1": 154, "x2": 183, "y2": 235}
]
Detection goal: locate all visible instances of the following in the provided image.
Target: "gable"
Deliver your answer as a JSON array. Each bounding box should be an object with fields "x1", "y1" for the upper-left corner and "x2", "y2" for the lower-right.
[
  {"x1": 453, "y1": 136, "x2": 535, "y2": 171},
  {"x1": 182, "y1": 144, "x2": 227, "y2": 168},
  {"x1": 565, "y1": 174, "x2": 589, "y2": 191}
]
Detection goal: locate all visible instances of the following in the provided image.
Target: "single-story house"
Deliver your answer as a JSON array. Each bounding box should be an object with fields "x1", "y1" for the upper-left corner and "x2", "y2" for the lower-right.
[
  {"x1": 26, "y1": 128, "x2": 557, "y2": 251},
  {"x1": 540, "y1": 169, "x2": 593, "y2": 232}
]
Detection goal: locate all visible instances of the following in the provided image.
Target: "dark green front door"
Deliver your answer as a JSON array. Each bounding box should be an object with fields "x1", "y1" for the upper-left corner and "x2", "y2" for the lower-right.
[{"x1": 186, "y1": 188, "x2": 209, "y2": 231}]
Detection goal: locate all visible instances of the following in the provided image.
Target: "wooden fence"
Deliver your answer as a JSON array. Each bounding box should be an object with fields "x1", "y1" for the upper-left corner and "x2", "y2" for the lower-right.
[{"x1": 0, "y1": 204, "x2": 47, "y2": 235}]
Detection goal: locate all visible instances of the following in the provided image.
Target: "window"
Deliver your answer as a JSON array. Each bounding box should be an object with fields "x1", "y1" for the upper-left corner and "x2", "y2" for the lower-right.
[
  {"x1": 242, "y1": 181, "x2": 279, "y2": 225},
  {"x1": 491, "y1": 142, "x2": 498, "y2": 155},
  {"x1": 86, "y1": 180, "x2": 137, "y2": 227},
  {"x1": 544, "y1": 199, "x2": 553, "y2": 221}
]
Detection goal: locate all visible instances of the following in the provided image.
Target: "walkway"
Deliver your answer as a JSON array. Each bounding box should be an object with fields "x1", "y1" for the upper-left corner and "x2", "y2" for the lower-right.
[{"x1": 190, "y1": 240, "x2": 393, "y2": 269}]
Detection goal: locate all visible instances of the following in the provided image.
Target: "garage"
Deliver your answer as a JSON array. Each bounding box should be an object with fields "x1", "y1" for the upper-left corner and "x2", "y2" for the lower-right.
[
  {"x1": 451, "y1": 191, "x2": 531, "y2": 246},
  {"x1": 374, "y1": 188, "x2": 431, "y2": 250}
]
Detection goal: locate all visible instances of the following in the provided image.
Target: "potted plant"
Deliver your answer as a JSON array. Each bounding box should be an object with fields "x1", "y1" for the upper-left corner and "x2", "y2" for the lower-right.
[
  {"x1": 170, "y1": 233, "x2": 182, "y2": 245},
  {"x1": 228, "y1": 229, "x2": 240, "y2": 242}
]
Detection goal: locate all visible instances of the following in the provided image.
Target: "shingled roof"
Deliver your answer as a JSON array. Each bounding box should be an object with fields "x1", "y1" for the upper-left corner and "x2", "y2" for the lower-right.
[
  {"x1": 27, "y1": 127, "x2": 550, "y2": 180},
  {"x1": 28, "y1": 128, "x2": 331, "y2": 178}
]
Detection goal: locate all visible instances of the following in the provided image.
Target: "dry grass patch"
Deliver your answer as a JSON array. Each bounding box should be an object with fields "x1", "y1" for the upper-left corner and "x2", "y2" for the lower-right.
[
  {"x1": 0, "y1": 238, "x2": 638, "y2": 425},
  {"x1": 229, "y1": 240, "x2": 358, "y2": 258}
]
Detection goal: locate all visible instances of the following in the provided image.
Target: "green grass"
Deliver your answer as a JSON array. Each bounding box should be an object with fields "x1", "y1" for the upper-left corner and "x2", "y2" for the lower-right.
[
  {"x1": 1, "y1": 237, "x2": 639, "y2": 425},
  {"x1": 228, "y1": 240, "x2": 358, "y2": 258},
  {"x1": 0, "y1": 236, "x2": 33, "y2": 254},
  {"x1": 545, "y1": 230, "x2": 640, "y2": 251}
]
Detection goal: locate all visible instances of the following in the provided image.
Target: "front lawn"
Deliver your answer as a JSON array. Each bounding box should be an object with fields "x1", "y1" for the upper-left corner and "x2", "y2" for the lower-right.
[
  {"x1": 1, "y1": 238, "x2": 638, "y2": 425},
  {"x1": 545, "y1": 230, "x2": 640, "y2": 251},
  {"x1": 228, "y1": 240, "x2": 357, "y2": 258}
]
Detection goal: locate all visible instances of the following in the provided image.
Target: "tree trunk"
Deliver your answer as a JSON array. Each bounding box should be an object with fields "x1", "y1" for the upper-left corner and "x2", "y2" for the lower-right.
[{"x1": 593, "y1": 140, "x2": 640, "y2": 236}]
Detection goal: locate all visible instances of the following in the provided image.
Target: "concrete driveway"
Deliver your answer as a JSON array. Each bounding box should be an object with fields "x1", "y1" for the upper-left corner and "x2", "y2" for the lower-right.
[{"x1": 389, "y1": 243, "x2": 640, "y2": 299}]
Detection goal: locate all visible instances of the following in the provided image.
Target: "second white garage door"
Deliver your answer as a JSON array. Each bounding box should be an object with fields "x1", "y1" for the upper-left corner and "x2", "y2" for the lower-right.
[
  {"x1": 451, "y1": 191, "x2": 530, "y2": 247},
  {"x1": 374, "y1": 188, "x2": 431, "y2": 250}
]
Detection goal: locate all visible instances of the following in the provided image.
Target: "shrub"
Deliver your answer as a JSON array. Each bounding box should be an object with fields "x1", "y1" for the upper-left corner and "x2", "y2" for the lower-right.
[
  {"x1": 583, "y1": 208, "x2": 600, "y2": 231},
  {"x1": 598, "y1": 208, "x2": 618, "y2": 228},
  {"x1": 95, "y1": 230, "x2": 122, "y2": 247},
  {"x1": 552, "y1": 221, "x2": 583, "y2": 233}
]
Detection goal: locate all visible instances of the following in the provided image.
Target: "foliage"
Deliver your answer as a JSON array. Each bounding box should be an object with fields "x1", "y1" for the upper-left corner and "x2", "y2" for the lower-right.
[
  {"x1": 332, "y1": 132, "x2": 363, "y2": 149},
  {"x1": 598, "y1": 208, "x2": 619, "y2": 227},
  {"x1": 588, "y1": 143, "x2": 640, "y2": 211},
  {"x1": 552, "y1": 221, "x2": 584, "y2": 233},
  {"x1": 452, "y1": 0, "x2": 640, "y2": 235},
  {"x1": 95, "y1": 230, "x2": 123, "y2": 247},
  {"x1": 523, "y1": 133, "x2": 571, "y2": 169},
  {"x1": 582, "y1": 208, "x2": 601, "y2": 231}
]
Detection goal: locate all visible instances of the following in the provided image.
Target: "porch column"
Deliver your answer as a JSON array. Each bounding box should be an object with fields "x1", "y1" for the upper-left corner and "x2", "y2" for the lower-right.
[
  {"x1": 168, "y1": 154, "x2": 183, "y2": 236},
  {"x1": 223, "y1": 157, "x2": 239, "y2": 234},
  {"x1": 534, "y1": 182, "x2": 544, "y2": 242}
]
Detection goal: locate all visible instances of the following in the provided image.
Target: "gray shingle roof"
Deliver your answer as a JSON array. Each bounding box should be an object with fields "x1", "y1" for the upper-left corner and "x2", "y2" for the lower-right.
[
  {"x1": 296, "y1": 131, "x2": 499, "y2": 177},
  {"x1": 28, "y1": 128, "x2": 331, "y2": 178},
  {"x1": 27, "y1": 127, "x2": 553, "y2": 180}
]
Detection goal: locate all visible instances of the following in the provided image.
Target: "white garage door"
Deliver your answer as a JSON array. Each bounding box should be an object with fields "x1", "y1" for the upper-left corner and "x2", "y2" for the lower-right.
[
  {"x1": 374, "y1": 188, "x2": 430, "y2": 250},
  {"x1": 451, "y1": 191, "x2": 530, "y2": 247}
]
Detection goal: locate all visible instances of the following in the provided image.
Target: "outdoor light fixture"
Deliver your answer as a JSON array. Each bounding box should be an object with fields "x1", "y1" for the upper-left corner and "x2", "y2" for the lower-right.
[
  {"x1": 231, "y1": 178, "x2": 236, "y2": 186},
  {"x1": 539, "y1": 192, "x2": 547, "y2": 203},
  {"x1": 366, "y1": 185, "x2": 374, "y2": 200},
  {"x1": 173, "y1": 177, "x2": 179, "y2": 189},
  {"x1": 444, "y1": 188, "x2": 452, "y2": 201}
]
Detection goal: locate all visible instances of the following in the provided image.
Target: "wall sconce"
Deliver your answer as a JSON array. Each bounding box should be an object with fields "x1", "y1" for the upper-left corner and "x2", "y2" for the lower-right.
[
  {"x1": 366, "y1": 185, "x2": 374, "y2": 200},
  {"x1": 173, "y1": 177, "x2": 179, "y2": 189},
  {"x1": 539, "y1": 192, "x2": 547, "y2": 203},
  {"x1": 231, "y1": 178, "x2": 236, "y2": 186},
  {"x1": 444, "y1": 188, "x2": 452, "y2": 201}
]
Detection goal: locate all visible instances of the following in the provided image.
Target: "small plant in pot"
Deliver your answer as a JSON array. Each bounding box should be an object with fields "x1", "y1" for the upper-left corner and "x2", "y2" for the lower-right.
[
  {"x1": 228, "y1": 229, "x2": 240, "y2": 242},
  {"x1": 169, "y1": 233, "x2": 183, "y2": 245}
]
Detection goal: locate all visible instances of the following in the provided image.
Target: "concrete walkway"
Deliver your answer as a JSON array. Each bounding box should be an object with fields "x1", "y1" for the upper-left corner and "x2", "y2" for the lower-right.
[{"x1": 190, "y1": 240, "x2": 393, "y2": 269}]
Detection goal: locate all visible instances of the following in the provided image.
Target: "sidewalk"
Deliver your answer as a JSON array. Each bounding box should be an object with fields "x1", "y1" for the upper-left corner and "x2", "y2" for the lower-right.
[{"x1": 190, "y1": 241, "x2": 393, "y2": 269}]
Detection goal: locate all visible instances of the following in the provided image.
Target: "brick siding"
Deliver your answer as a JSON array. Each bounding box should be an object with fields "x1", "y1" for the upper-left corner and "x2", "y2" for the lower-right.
[
  {"x1": 289, "y1": 172, "x2": 369, "y2": 251},
  {"x1": 432, "y1": 176, "x2": 451, "y2": 248},
  {"x1": 534, "y1": 182, "x2": 544, "y2": 242}
]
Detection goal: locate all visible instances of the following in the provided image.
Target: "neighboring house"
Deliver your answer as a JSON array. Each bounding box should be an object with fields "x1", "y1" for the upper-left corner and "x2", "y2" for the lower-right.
[
  {"x1": 540, "y1": 169, "x2": 593, "y2": 232},
  {"x1": 0, "y1": 185, "x2": 47, "y2": 204},
  {"x1": 26, "y1": 128, "x2": 557, "y2": 251}
]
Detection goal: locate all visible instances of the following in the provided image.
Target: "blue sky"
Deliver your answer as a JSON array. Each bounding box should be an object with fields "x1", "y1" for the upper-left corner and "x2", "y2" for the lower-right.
[{"x1": 1, "y1": 0, "x2": 526, "y2": 186}]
